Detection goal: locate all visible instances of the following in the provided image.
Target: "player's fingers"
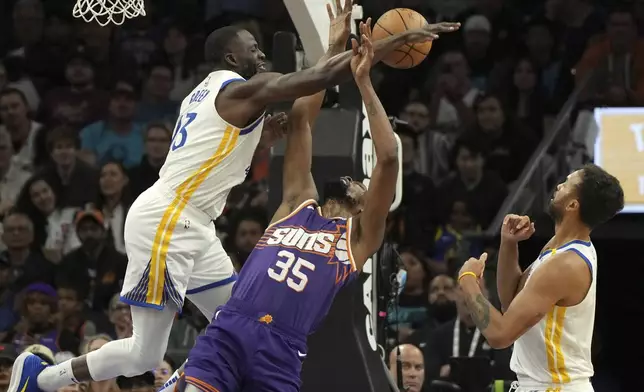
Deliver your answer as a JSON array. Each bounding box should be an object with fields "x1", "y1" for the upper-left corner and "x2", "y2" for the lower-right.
[
  {"x1": 479, "y1": 252, "x2": 488, "y2": 264},
  {"x1": 344, "y1": 0, "x2": 353, "y2": 13},
  {"x1": 365, "y1": 17, "x2": 372, "y2": 36},
  {"x1": 334, "y1": 0, "x2": 342, "y2": 16},
  {"x1": 351, "y1": 37, "x2": 359, "y2": 55},
  {"x1": 326, "y1": 3, "x2": 334, "y2": 20},
  {"x1": 530, "y1": 222, "x2": 536, "y2": 232},
  {"x1": 364, "y1": 35, "x2": 373, "y2": 52}
]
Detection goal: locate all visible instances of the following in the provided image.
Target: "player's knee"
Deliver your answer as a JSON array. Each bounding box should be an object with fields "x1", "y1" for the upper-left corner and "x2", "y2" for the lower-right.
[{"x1": 126, "y1": 335, "x2": 165, "y2": 373}]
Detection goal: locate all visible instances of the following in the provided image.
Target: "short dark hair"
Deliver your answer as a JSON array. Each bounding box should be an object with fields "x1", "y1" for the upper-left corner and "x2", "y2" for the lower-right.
[
  {"x1": 0, "y1": 87, "x2": 29, "y2": 107},
  {"x1": 576, "y1": 164, "x2": 624, "y2": 229},
  {"x1": 204, "y1": 25, "x2": 245, "y2": 65},
  {"x1": 450, "y1": 135, "x2": 485, "y2": 169},
  {"x1": 395, "y1": 122, "x2": 419, "y2": 149},
  {"x1": 46, "y1": 125, "x2": 79, "y2": 152}
]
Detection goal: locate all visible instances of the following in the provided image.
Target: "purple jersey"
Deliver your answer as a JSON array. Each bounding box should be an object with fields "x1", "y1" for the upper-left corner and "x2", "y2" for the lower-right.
[{"x1": 230, "y1": 199, "x2": 359, "y2": 335}]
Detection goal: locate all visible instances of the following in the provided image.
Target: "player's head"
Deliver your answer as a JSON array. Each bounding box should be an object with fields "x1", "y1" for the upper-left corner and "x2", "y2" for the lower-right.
[
  {"x1": 204, "y1": 26, "x2": 266, "y2": 79},
  {"x1": 320, "y1": 176, "x2": 367, "y2": 218},
  {"x1": 547, "y1": 164, "x2": 624, "y2": 229}
]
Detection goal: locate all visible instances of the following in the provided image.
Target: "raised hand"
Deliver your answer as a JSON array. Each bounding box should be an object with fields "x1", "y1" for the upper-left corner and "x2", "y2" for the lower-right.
[
  {"x1": 501, "y1": 214, "x2": 535, "y2": 242},
  {"x1": 405, "y1": 21, "x2": 460, "y2": 44},
  {"x1": 326, "y1": 0, "x2": 353, "y2": 48},
  {"x1": 459, "y1": 252, "x2": 488, "y2": 281},
  {"x1": 350, "y1": 20, "x2": 375, "y2": 81}
]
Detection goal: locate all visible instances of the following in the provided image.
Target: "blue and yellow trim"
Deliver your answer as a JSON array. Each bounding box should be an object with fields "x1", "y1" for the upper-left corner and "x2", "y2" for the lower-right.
[
  {"x1": 127, "y1": 125, "x2": 240, "y2": 309},
  {"x1": 544, "y1": 306, "x2": 570, "y2": 384}
]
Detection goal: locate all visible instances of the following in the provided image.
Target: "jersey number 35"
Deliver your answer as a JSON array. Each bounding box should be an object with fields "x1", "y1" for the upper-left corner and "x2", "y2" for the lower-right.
[
  {"x1": 171, "y1": 112, "x2": 197, "y2": 151},
  {"x1": 267, "y1": 250, "x2": 316, "y2": 292}
]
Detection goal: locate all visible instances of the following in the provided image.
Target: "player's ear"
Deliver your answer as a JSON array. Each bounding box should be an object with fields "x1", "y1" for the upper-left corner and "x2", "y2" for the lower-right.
[
  {"x1": 224, "y1": 53, "x2": 238, "y2": 68},
  {"x1": 567, "y1": 199, "x2": 580, "y2": 211}
]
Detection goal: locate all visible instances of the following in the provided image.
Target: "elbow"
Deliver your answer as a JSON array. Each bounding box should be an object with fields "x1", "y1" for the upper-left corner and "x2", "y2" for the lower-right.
[
  {"x1": 379, "y1": 151, "x2": 399, "y2": 167},
  {"x1": 486, "y1": 331, "x2": 513, "y2": 350}
]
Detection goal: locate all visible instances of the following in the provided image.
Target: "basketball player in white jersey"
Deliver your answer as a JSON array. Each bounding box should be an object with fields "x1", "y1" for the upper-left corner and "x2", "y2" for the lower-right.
[
  {"x1": 8, "y1": 2, "x2": 461, "y2": 392},
  {"x1": 456, "y1": 164, "x2": 624, "y2": 392}
]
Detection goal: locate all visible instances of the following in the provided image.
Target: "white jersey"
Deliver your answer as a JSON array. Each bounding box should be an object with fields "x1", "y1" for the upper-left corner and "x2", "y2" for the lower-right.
[
  {"x1": 510, "y1": 240, "x2": 597, "y2": 387},
  {"x1": 159, "y1": 70, "x2": 264, "y2": 219}
]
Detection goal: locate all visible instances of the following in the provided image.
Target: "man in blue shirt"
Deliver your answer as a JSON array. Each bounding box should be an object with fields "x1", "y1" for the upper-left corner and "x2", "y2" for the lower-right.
[{"x1": 80, "y1": 83, "x2": 145, "y2": 169}]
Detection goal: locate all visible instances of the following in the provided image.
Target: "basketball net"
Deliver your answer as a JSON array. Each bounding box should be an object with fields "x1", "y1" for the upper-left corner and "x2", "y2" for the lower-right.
[{"x1": 73, "y1": 0, "x2": 145, "y2": 26}]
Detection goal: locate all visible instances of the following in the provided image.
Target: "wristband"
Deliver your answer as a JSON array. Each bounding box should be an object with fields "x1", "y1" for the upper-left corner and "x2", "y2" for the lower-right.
[{"x1": 458, "y1": 271, "x2": 478, "y2": 282}]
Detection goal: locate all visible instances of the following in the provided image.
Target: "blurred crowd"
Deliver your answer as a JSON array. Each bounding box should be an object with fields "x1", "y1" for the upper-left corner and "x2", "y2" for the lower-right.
[{"x1": 0, "y1": 0, "x2": 638, "y2": 391}]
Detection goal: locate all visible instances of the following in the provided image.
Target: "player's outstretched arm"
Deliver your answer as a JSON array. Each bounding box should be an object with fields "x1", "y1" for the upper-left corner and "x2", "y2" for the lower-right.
[
  {"x1": 457, "y1": 251, "x2": 591, "y2": 349},
  {"x1": 348, "y1": 29, "x2": 398, "y2": 270},
  {"x1": 271, "y1": 0, "x2": 352, "y2": 223},
  {"x1": 217, "y1": 3, "x2": 460, "y2": 126}
]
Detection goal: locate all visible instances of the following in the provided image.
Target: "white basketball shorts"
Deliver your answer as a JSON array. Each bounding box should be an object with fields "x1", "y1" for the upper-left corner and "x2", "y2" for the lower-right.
[{"x1": 120, "y1": 181, "x2": 236, "y2": 311}]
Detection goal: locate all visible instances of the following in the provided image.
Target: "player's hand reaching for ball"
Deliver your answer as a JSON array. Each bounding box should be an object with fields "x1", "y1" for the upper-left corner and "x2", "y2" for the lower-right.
[
  {"x1": 327, "y1": 0, "x2": 353, "y2": 48},
  {"x1": 458, "y1": 252, "x2": 488, "y2": 284},
  {"x1": 405, "y1": 21, "x2": 460, "y2": 44},
  {"x1": 500, "y1": 214, "x2": 535, "y2": 243},
  {"x1": 350, "y1": 21, "x2": 375, "y2": 81}
]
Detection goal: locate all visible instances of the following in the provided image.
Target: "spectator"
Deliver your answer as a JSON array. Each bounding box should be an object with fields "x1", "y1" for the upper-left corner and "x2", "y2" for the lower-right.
[
  {"x1": 56, "y1": 208, "x2": 127, "y2": 311},
  {"x1": 82, "y1": 334, "x2": 120, "y2": 392},
  {"x1": 407, "y1": 274, "x2": 457, "y2": 350},
  {"x1": 39, "y1": 49, "x2": 109, "y2": 128},
  {"x1": 117, "y1": 371, "x2": 155, "y2": 392},
  {"x1": 523, "y1": 18, "x2": 562, "y2": 98},
  {"x1": 229, "y1": 208, "x2": 267, "y2": 269},
  {"x1": 0, "y1": 211, "x2": 53, "y2": 290},
  {"x1": 79, "y1": 82, "x2": 145, "y2": 169},
  {"x1": 95, "y1": 161, "x2": 131, "y2": 254},
  {"x1": 0, "y1": 130, "x2": 31, "y2": 217},
  {"x1": 388, "y1": 344, "x2": 425, "y2": 392},
  {"x1": 428, "y1": 51, "x2": 477, "y2": 131},
  {"x1": 16, "y1": 175, "x2": 81, "y2": 263},
  {"x1": 0, "y1": 88, "x2": 41, "y2": 172},
  {"x1": 106, "y1": 295, "x2": 132, "y2": 340},
  {"x1": 157, "y1": 24, "x2": 200, "y2": 102},
  {"x1": 389, "y1": 248, "x2": 431, "y2": 342},
  {"x1": 461, "y1": 15, "x2": 495, "y2": 89},
  {"x1": 504, "y1": 57, "x2": 556, "y2": 139},
  {"x1": 431, "y1": 200, "x2": 484, "y2": 267},
  {"x1": 153, "y1": 355, "x2": 176, "y2": 390},
  {"x1": 0, "y1": 262, "x2": 17, "y2": 338},
  {"x1": 39, "y1": 126, "x2": 100, "y2": 208},
  {"x1": 577, "y1": 8, "x2": 644, "y2": 106},
  {"x1": 3, "y1": 282, "x2": 59, "y2": 353},
  {"x1": 467, "y1": 93, "x2": 538, "y2": 184},
  {"x1": 437, "y1": 137, "x2": 507, "y2": 229},
  {"x1": 136, "y1": 63, "x2": 179, "y2": 124},
  {"x1": 128, "y1": 123, "x2": 172, "y2": 198},
  {"x1": 0, "y1": 344, "x2": 16, "y2": 392}
]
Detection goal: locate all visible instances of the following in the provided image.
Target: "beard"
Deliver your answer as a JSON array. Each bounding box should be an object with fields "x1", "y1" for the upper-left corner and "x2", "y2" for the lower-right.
[
  {"x1": 428, "y1": 300, "x2": 457, "y2": 324},
  {"x1": 547, "y1": 199, "x2": 563, "y2": 224},
  {"x1": 238, "y1": 62, "x2": 257, "y2": 80}
]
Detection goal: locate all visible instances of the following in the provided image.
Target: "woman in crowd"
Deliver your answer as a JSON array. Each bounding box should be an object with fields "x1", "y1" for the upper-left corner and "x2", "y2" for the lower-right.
[
  {"x1": 94, "y1": 161, "x2": 131, "y2": 254},
  {"x1": 17, "y1": 176, "x2": 80, "y2": 263},
  {"x1": 81, "y1": 335, "x2": 119, "y2": 392}
]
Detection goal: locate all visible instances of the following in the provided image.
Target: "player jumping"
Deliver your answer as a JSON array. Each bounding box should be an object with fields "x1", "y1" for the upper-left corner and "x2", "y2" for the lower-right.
[
  {"x1": 457, "y1": 165, "x2": 623, "y2": 392},
  {"x1": 8, "y1": 2, "x2": 459, "y2": 392},
  {"x1": 176, "y1": 21, "x2": 400, "y2": 392}
]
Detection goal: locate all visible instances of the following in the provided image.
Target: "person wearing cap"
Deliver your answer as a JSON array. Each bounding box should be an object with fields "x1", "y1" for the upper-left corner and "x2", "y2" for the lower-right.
[
  {"x1": 0, "y1": 344, "x2": 18, "y2": 392},
  {"x1": 39, "y1": 47, "x2": 110, "y2": 129},
  {"x1": 3, "y1": 283, "x2": 59, "y2": 354},
  {"x1": 462, "y1": 15, "x2": 494, "y2": 90},
  {"x1": 56, "y1": 208, "x2": 126, "y2": 311},
  {"x1": 78, "y1": 80, "x2": 145, "y2": 169}
]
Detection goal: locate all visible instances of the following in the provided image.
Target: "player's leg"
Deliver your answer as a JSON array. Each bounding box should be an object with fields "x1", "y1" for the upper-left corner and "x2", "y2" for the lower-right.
[
  {"x1": 185, "y1": 231, "x2": 236, "y2": 320},
  {"x1": 159, "y1": 233, "x2": 236, "y2": 392},
  {"x1": 32, "y1": 306, "x2": 176, "y2": 392},
  {"x1": 244, "y1": 328, "x2": 305, "y2": 392}
]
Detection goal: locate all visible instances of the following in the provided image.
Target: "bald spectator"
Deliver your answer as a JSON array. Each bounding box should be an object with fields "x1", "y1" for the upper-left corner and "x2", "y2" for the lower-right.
[{"x1": 388, "y1": 344, "x2": 425, "y2": 392}]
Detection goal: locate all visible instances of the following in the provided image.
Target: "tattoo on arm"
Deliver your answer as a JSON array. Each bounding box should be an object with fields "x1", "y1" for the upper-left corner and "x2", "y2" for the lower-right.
[{"x1": 465, "y1": 293, "x2": 492, "y2": 331}]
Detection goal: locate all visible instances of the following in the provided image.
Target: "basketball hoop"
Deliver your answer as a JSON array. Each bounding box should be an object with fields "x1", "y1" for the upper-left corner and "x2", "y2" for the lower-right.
[{"x1": 73, "y1": 0, "x2": 146, "y2": 26}]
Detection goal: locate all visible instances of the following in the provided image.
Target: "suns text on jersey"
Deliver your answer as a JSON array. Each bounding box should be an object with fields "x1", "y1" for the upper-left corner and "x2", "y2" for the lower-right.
[{"x1": 265, "y1": 227, "x2": 336, "y2": 255}]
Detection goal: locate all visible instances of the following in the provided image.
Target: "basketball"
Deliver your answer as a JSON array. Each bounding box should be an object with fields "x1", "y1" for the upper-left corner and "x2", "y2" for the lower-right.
[{"x1": 371, "y1": 8, "x2": 432, "y2": 69}]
